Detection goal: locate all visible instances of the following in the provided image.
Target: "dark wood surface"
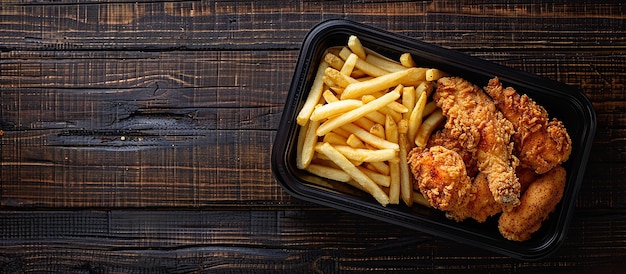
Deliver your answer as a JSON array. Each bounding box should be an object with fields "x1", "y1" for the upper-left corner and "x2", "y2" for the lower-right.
[{"x1": 1, "y1": 0, "x2": 624, "y2": 272}]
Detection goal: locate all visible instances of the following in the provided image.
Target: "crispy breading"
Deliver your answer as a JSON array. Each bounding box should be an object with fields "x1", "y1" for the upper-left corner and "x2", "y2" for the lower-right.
[
  {"x1": 498, "y1": 165, "x2": 567, "y2": 241},
  {"x1": 484, "y1": 77, "x2": 572, "y2": 174},
  {"x1": 435, "y1": 77, "x2": 520, "y2": 211},
  {"x1": 407, "y1": 146, "x2": 472, "y2": 212}
]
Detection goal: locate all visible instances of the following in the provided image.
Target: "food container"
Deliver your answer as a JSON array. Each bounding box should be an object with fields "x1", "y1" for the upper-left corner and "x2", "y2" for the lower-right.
[{"x1": 271, "y1": 19, "x2": 596, "y2": 260}]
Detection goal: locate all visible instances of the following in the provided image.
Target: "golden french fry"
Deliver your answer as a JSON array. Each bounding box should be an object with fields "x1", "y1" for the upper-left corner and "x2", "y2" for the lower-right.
[
  {"x1": 340, "y1": 68, "x2": 424, "y2": 99},
  {"x1": 371, "y1": 91, "x2": 409, "y2": 114},
  {"x1": 415, "y1": 109, "x2": 445, "y2": 147},
  {"x1": 318, "y1": 142, "x2": 390, "y2": 206},
  {"x1": 323, "y1": 132, "x2": 348, "y2": 146},
  {"x1": 400, "y1": 53, "x2": 416, "y2": 68},
  {"x1": 422, "y1": 101, "x2": 437, "y2": 118},
  {"x1": 366, "y1": 161, "x2": 390, "y2": 175},
  {"x1": 407, "y1": 89, "x2": 427, "y2": 148},
  {"x1": 310, "y1": 99, "x2": 363, "y2": 122},
  {"x1": 325, "y1": 67, "x2": 358, "y2": 88},
  {"x1": 306, "y1": 164, "x2": 351, "y2": 183},
  {"x1": 401, "y1": 86, "x2": 416, "y2": 120},
  {"x1": 346, "y1": 134, "x2": 366, "y2": 149},
  {"x1": 385, "y1": 115, "x2": 401, "y2": 204},
  {"x1": 331, "y1": 127, "x2": 351, "y2": 139},
  {"x1": 364, "y1": 111, "x2": 386, "y2": 125},
  {"x1": 317, "y1": 86, "x2": 401, "y2": 136},
  {"x1": 413, "y1": 191, "x2": 431, "y2": 207},
  {"x1": 340, "y1": 122, "x2": 399, "y2": 151},
  {"x1": 298, "y1": 119, "x2": 321, "y2": 169},
  {"x1": 340, "y1": 53, "x2": 359, "y2": 76},
  {"x1": 426, "y1": 68, "x2": 449, "y2": 81},
  {"x1": 416, "y1": 80, "x2": 434, "y2": 99},
  {"x1": 350, "y1": 69, "x2": 367, "y2": 79},
  {"x1": 296, "y1": 121, "x2": 309, "y2": 169},
  {"x1": 339, "y1": 47, "x2": 390, "y2": 77},
  {"x1": 369, "y1": 123, "x2": 385, "y2": 139},
  {"x1": 322, "y1": 89, "x2": 339, "y2": 103},
  {"x1": 366, "y1": 54, "x2": 408, "y2": 73},
  {"x1": 398, "y1": 130, "x2": 413, "y2": 206},
  {"x1": 358, "y1": 166, "x2": 391, "y2": 187},
  {"x1": 348, "y1": 35, "x2": 367, "y2": 60},
  {"x1": 297, "y1": 62, "x2": 329, "y2": 125},
  {"x1": 324, "y1": 52, "x2": 345, "y2": 70},
  {"x1": 352, "y1": 117, "x2": 376, "y2": 131},
  {"x1": 317, "y1": 144, "x2": 397, "y2": 162}
]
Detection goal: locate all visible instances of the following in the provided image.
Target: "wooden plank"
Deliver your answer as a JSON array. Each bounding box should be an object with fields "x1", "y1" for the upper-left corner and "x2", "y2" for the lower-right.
[
  {"x1": 0, "y1": 209, "x2": 624, "y2": 272},
  {"x1": 0, "y1": 1, "x2": 624, "y2": 51}
]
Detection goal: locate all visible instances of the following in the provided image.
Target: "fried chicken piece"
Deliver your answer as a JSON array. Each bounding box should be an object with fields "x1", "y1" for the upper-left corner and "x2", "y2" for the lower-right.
[
  {"x1": 427, "y1": 129, "x2": 479, "y2": 177},
  {"x1": 447, "y1": 172, "x2": 503, "y2": 222},
  {"x1": 435, "y1": 77, "x2": 520, "y2": 211},
  {"x1": 498, "y1": 165, "x2": 566, "y2": 241},
  {"x1": 484, "y1": 77, "x2": 572, "y2": 174},
  {"x1": 407, "y1": 146, "x2": 472, "y2": 212}
]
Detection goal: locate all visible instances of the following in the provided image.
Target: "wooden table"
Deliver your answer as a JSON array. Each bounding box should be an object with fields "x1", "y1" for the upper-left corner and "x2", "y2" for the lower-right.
[{"x1": 1, "y1": 1, "x2": 624, "y2": 272}]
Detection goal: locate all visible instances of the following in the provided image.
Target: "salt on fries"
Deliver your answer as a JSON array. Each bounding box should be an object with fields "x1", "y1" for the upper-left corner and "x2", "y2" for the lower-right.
[{"x1": 296, "y1": 35, "x2": 447, "y2": 207}]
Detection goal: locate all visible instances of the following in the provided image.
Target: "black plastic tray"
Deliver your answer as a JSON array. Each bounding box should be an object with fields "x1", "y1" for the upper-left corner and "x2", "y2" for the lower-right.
[{"x1": 271, "y1": 19, "x2": 596, "y2": 260}]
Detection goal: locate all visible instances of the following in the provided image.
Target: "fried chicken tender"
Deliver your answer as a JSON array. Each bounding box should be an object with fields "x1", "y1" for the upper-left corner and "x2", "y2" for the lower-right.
[
  {"x1": 435, "y1": 77, "x2": 520, "y2": 211},
  {"x1": 407, "y1": 145, "x2": 501, "y2": 222},
  {"x1": 498, "y1": 165, "x2": 567, "y2": 241},
  {"x1": 484, "y1": 77, "x2": 572, "y2": 174},
  {"x1": 407, "y1": 146, "x2": 472, "y2": 212}
]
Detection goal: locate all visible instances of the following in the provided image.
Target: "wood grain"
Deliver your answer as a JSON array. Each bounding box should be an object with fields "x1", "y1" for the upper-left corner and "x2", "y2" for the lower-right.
[{"x1": 1, "y1": 0, "x2": 625, "y2": 271}]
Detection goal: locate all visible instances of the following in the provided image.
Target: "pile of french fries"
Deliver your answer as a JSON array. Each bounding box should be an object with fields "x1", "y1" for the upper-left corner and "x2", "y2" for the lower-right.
[{"x1": 295, "y1": 35, "x2": 447, "y2": 207}]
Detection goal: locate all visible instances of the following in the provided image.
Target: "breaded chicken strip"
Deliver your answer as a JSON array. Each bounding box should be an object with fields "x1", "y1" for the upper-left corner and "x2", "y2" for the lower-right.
[
  {"x1": 447, "y1": 172, "x2": 503, "y2": 222},
  {"x1": 498, "y1": 165, "x2": 566, "y2": 241},
  {"x1": 407, "y1": 146, "x2": 472, "y2": 212},
  {"x1": 484, "y1": 77, "x2": 572, "y2": 174},
  {"x1": 435, "y1": 77, "x2": 520, "y2": 211}
]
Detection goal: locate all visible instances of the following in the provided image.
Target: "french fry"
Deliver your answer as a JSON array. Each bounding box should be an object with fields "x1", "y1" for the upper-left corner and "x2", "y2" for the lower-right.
[
  {"x1": 348, "y1": 35, "x2": 367, "y2": 60},
  {"x1": 346, "y1": 134, "x2": 366, "y2": 149},
  {"x1": 407, "y1": 89, "x2": 427, "y2": 147},
  {"x1": 318, "y1": 144, "x2": 397, "y2": 163},
  {"x1": 317, "y1": 86, "x2": 401, "y2": 136},
  {"x1": 385, "y1": 115, "x2": 401, "y2": 204},
  {"x1": 364, "y1": 111, "x2": 387, "y2": 125},
  {"x1": 340, "y1": 122, "x2": 399, "y2": 151},
  {"x1": 340, "y1": 53, "x2": 359, "y2": 76},
  {"x1": 397, "y1": 119, "x2": 413, "y2": 206},
  {"x1": 402, "y1": 86, "x2": 416, "y2": 120},
  {"x1": 366, "y1": 54, "x2": 408, "y2": 73},
  {"x1": 298, "y1": 119, "x2": 320, "y2": 169},
  {"x1": 296, "y1": 120, "x2": 309, "y2": 169},
  {"x1": 318, "y1": 142, "x2": 390, "y2": 206},
  {"x1": 426, "y1": 68, "x2": 449, "y2": 81},
  {"x1": 324, "y1": 52, "x2": 345, "y2": 70},
  {"x1": 325, "y1": 67, "x2": 358, "y2": 88},
  {"x1": 306, "y1": 164, "x2": 351, "y2": 183},
  {"x1": 322, "y1": 89, "x2": 339, "y2": 103},
  {"x1": 353, "y1": 117, "x2": 376, "y2": 131},
  {"x1": 415, "y1": 109, "x2": 445, "y2": 147},
  {"x1": 309, "y1": 99, "x2": 363, "y2": 122},
  {"x1": 413, "y1": 191, "x2": 431, "y2": 207},
  {"x1": 340, "y1": 68, "x2": 424, "y2": 99},
  {"x1": 297, "y1": 62, "x2": 329, "y2": 125},
  {"x1": 366, "y1": 161, "x2": 390, "y2": 175},
  {"x1": 323, "y1": 132, "x2": 348, "y2": 146},
  {"x1": 369, "y1": 123, "x2": 385, "y2": 139},
  {"x1": 422, "y1": 101, "x2": 438, "y2": 118},
  {"x1": 400, "y1": 53, "x2": 416, "y2": 68},
  {"x1": 358, "y1": 166, "x2": 391, "y2": 187},
  {"x1": 339, "y1": 47, "x2": 390, "y2": 77}
]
